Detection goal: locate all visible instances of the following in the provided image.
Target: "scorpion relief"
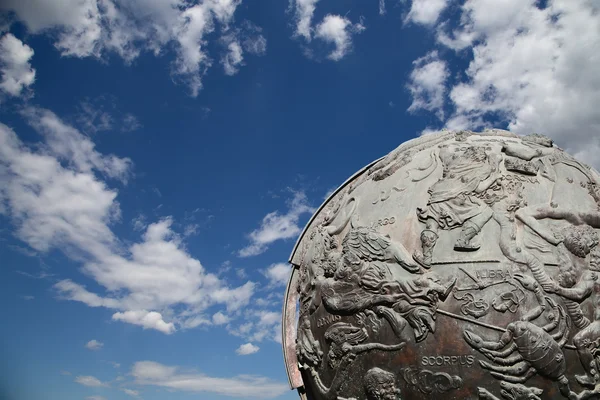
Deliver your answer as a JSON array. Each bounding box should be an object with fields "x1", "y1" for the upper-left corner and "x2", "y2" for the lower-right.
[{"x1": 282, "y1": 130, "x2": 600, "y2": 400}]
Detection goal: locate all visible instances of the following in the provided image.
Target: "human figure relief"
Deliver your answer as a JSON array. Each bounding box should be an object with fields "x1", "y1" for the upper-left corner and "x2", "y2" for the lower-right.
[
  {"x1": 546, "y1": 246, "x2": 600, "y2": 387},
  {"x1": 364, "y1": 368, "x2": 402, "y2": 400},
  {"x1": 414, "y1": 145, "x2": 502, "y2": 267},
  {"x1": 320, "y1": 251, "x2": 455, "y2": 342}
]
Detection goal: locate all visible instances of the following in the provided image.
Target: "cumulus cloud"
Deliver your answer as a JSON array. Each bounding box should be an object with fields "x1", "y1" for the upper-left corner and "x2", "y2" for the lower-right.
[
  {"x1": 112, "y1": 310, "x2": 176, "y2": 334},
  {"x1": 315, "y1": 14, "x2": 365, "y2": 61},
  {"x1": 238, "y1": 191, "x2": 314, "y2": 257},
  {"x1": 121, "y1": 388, "x2": 140, "y2": 397},
  {"x1": 0, "y1": 109, "x2": 256, "y2": 335},
  {"x1": 85, "y1": 339, "x2": 104, "y2": 350},
  {"x1": 0, "y1": 33, "x2": 35, "y2": 97},
  {"x1": 212, "y1": 311, "x2": 230, "y2": 325},
  {"x1": 407, "y1": 51, "x2": 449, "y2": 119},
  {"x1": 263, "y1": 263, "x2": 290, "y2": 287},
  {"x1": 236, "y1": 342, "x2": 259, "y2": 355},
  {"x1": 405, "y1": 0, "x2": 450, "y2": 25},
  {"x1": 0, "y1": 0, "x2": 264, "y2": 96},
  {"x1": 221, "y1": 36, "x2": 244, "y2": 76},
  {"x1": 406, "y1": 0, "x2": 600, "y2": 169},
  {"x1": 75, "y1": 375, "x2": 109, "y2": 387},
  {"x1": 292, "y1": 0, "x2": 320, "y2": 40},
  {"x1": 227, "y1": 310, "x2": 282, "y2": 343},
  {"x1": 290, "y1": 1, "x2": 364, "y2": 60},
  {"x1": 22, "y1": 107, "x2": 132, "y2": 183},
  {"x1": 131, "y1": 361, "x2": 287, "y2": 398}
]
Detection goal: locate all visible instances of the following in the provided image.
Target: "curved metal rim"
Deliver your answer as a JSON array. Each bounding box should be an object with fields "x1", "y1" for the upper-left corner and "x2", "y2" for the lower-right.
[{"x1": 287, "y1": 156, "x2": 384, "y2": 264}]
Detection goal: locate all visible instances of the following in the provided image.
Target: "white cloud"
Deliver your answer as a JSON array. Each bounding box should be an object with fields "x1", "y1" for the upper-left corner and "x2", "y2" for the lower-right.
[
  {"x1": 290, "y1": 1, "x2": 364, "y2": 61},
  {"x1": 379, "y1": 0, "x2": 387, "y2": 15},
  {"x1": 112, "y1": 310, "x2": 176, "y2": 334},
  {"x1": 238, "y1": 191, "x2": 314, "y2": 257},
  {"x1": 427, "y1": 0, "x2": 600, "y2": 168},
  {"x1": 21, "y1": 295, "x2": 35, "y2": 300},
  {"x1": 221, "y1": 37, "x2": 244, "y2": 76},
  {"x1": 263, "y1": 263, "x2": 290, "y2": 287},
  {"x1": 407, "y1": 50, "x2": 449, "y2": 119},
  {"x1": 131, "y1": 214, "x2": 147, "y2": 232},
  {"x1": 315, "y1": 15, "x2": 365, "y2": 61},
  {"x1": 405, "y1": 0, "x2": 450, "y2": 25},
  {"x1": 75, "y1": 375, "x2": 108, "y2": 387},
  {"x1": 0, "y1": 109, "x2": 256, "y2": 335},
  {"x1": 236, "y1": 342, "x2": 259, "y2": 355},
  {"x1": 86, "y1": 397, "x2": 107, "y2": 400},
  {"x1": 122, "y1": 388, "x2": 140, "y2": 397},
  {"x1": 22, "y1": 107, "x2": 132, "y2": 183},
  {"x1": 0, "y1": 33, "x2": 35, "y2": 97},
  {"x1": 219, "y1": 21, "x2": 266, "y2": 76},
  {"x1": 85, "y1": 339, "x2": 104, "y2": 350},
  {"x1": 0, "y1": 0, "x2": 263, "y2": 96},
  {"x1": 131, "y1": 361, "x2": 287, "y2": 398},
  {"x1": 172, "y1": 3, "x2": 214, "y2": 96},
  {"x1": 212, "y1": 311, "x2": 230, "y2": 325},
  {"x1": 292, "y1": 0, "x2": 320, "y2": 40},
  {"x1": 227, "y1": 310, "x2": 281, "y2": 343}
]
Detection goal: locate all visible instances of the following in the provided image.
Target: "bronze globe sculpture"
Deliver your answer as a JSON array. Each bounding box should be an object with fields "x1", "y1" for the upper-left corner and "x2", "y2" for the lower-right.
[{"x1": 282, "y1": 129, "x2": 600, "y2": 400}]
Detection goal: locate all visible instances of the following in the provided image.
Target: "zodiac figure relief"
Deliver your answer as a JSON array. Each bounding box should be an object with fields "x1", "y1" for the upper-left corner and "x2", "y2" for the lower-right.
[
  {"x1": 464, "y1": 272, "x2": 572, "y2": 396},
  {"x1": 286, "y1": 131, "x2": 600, "y2": 400},
  {"x1": 320, "y1": 250, "x2": 455, "y2": 342},
  {"x1": 546, "y1": 246, "x2": 600, "y2": 386},
  {"x1": 402, "y1": 367, "x2": 463, "y2": 394},
  {"x1": 414, "y1": 145, "x2": 503, "y2": 268},
  {"x1": 342, "y1": 219, "x2": 421, "y2": 274},
  {"x1": 478, "y1": 382, "x2": 543, "y2": 400},
  {"x1": 310, "y1": 323, "x2": 405, "y2": 400}
]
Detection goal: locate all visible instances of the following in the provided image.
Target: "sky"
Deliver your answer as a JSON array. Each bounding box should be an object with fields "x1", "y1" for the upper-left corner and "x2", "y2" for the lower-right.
[{"x1": 0, "y1": 1, "x2": 598, "y2": 400}]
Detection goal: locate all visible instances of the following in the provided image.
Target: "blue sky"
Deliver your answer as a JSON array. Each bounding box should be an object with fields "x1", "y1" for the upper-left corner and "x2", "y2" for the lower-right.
[{"x1": 0, "y1": 1, "x2": 598, "y2": 400}]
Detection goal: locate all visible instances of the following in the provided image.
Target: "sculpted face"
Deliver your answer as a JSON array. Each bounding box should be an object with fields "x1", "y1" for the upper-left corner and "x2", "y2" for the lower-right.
[{"x1": 364, "y1": 368, "x2": 400, "y2": 400}]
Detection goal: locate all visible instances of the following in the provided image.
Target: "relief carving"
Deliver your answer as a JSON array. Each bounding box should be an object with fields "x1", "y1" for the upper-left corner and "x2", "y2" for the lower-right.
[
  {"x1": 414, "y1": 145, "x2": 501, "y2": 268},
  {"x1": 478, "y1": 382, "x2": 543, "y2": 400},
  {"x1": 285, "y1": 129, "x2": 600, "y2": 400},
  {"x1": 402, "y1": 367, "x2": 463, "y2": 394}
]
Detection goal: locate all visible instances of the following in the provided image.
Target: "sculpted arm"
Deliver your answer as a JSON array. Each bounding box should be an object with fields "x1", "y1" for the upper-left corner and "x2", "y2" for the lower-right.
[
  {"x1": 475, "y1": 153, "x2": 502, "y2": 193},
  {"x1": 552, "y1": 278, "x2": 595, "y2": 302}
]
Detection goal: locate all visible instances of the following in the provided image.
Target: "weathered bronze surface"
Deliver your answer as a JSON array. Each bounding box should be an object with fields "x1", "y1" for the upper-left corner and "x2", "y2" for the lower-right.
[{"x1": 282, "y1": 129, "x2": 600, "y2": 400}]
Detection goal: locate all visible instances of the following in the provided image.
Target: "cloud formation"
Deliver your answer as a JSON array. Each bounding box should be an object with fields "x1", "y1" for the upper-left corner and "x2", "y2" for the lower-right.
[
  {"x1": 407, "y1": 0, "x2": 600, "y2": 168},
  {"x1": 290, "y1": 0, "x2": 365, "y2": 60},
  {"x1": 85, "y1": 339, "x2": 104, "y2": 350},
  {"x1": 236, "y1": 342, "x2": 259, "y2": 355},
  {"x1": 0, "y1": 33, "x2": 35, "y2": 97},
  {"x1": 0, "y1": 0, "x2": 266, "y2": 96},
  {"x1": 75, "y1": 375, "x2": 108, "y2": 387},
  {"x1": 238, "y1": 191, "x2": 314, "y2": 257},
  {"x1": 0, "y1": 109, "x2": 256, "y2": 334},
  {"x1": 407, "y1": 51, "x2": 449, "y2": 119},
  {"x1": 263, "y1": 263, "x2": 291, "y2": 287},
  {"x1": 131, "y1": 361, "x2": 288, "y2": 398},
  {"x1": 405, "y1": 0, "x2": 450, "y2": 25},
  {"x1": 315, "y1": 15, "x2": 365, "y2": 61}
]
